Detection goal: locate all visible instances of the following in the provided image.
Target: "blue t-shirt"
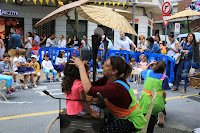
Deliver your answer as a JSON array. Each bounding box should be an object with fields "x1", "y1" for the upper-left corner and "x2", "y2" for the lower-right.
[{"x1": 141, "y1": 70, "x2": 169, "y2": 90}]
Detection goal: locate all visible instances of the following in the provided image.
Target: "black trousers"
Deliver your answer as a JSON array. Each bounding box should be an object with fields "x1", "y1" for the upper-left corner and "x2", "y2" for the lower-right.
[
  {"x1": 144, "y1": 114, "x2": 157, "y2": 133},
  {"x1": 101, "y1": 119, "x2": 136, "y2": 133}
]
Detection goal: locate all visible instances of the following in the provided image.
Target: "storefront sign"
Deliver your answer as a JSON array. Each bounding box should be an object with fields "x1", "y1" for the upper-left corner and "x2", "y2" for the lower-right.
[{"x1": 0, "y1": 9, "x2": 18, "y2": 16}]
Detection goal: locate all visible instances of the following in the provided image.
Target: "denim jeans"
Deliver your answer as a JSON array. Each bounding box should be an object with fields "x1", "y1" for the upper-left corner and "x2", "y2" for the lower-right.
[
  {"x1": 42, "y1": 69, "x2": 57, "y2": 78},
  {"x1": 176, "y1": 59, "x2": 191, "y2": 88},
  {"x1": 0, "y1": 75, "x2": 13, "y2": 87}
]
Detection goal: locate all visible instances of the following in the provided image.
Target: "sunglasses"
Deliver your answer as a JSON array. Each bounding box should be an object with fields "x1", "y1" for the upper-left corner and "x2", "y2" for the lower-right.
[{"x1": 159, "y1": 43, "x2": 163, "y2": 44}]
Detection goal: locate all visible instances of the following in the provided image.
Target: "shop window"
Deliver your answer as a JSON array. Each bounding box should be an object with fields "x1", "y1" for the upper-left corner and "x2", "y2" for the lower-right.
[
  {"x1": 0, "y1": 17, "x2": 24, "y2": 48},
  {"x1": 148, "y1": 26, "x2": 151, "y2": 37},
  {"x1": 32, "y1": 19, "x2": 55, "y2": 37},
  {"x1": 66, "y1": 20, "x2": 87, "y2": 41}
]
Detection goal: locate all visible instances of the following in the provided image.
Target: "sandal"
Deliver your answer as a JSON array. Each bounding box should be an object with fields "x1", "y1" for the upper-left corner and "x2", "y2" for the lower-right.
[
  {"x1": 171, "y1": 87, "x2": 178, "y2": 91},
  {"x1": 31, "y1": 83, "x2": 38, "y2": 88},
  {"x1": 180, "y1": 89, "x2": 186, "y2": 93},
  {"x1": 36, "y1": 81, "x2": 40, "y2": 85},
  {"x1": 24, "y1": 85, "x2": 29, "y2": 90}
]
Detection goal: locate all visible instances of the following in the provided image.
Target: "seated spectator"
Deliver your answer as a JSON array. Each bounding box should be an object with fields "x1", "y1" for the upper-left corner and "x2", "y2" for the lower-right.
[
  {"x1": 18, "y1": 49, "x2": 37, "y2": 89},
  {"x1": 13, "y1": 49, "x2": 20, "y2": 86},
  {"x1": 141, "y1": 37, "x2": 161, "y2": 54},
  {"x1": 42, "y1": 54, "x2": 57, "y2": 81},
  {"x1": 55, "y1": 51, "x2": 66, "y2": 81},
  {"x1": 137, "y1": 35, "x2": 147, "y2": 52},
  {"x1": 58, "y1": 35, "x2": 66, "y2": 48},
  {"x1": 159, "y1": 41, "x2": 167, "y2": 55},
  {"x1": 137, "y1": 54, "x2": 148, "y2": 72},
  {"x1": 0, "y1": 53, "x2": 16, "y2": 95},
  {"x1": 29, "y1": 55, "x2": 41, "y2": 85},
  {"x1": 128, "y1": 58, "x2": 137, "y2": 82},
  {"x1": 46, "y1": 35, "x2": 54, "y2": 47}
]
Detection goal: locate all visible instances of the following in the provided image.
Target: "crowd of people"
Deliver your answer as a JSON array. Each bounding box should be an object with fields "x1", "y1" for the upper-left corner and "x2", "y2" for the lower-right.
[{"x1": 0, "y1": 27, "x2": 197, "y2": 133}]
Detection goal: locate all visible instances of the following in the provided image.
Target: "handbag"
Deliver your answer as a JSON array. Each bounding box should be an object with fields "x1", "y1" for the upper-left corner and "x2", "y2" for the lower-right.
[{"x1": 173, "y1": 53, "x2": 181, "y2": 64}]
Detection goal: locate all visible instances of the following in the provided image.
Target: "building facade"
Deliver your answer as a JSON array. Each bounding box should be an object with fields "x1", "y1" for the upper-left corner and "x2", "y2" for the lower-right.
[{"x1": 0, "y1": 0, "x2": 162, "y2": 49}]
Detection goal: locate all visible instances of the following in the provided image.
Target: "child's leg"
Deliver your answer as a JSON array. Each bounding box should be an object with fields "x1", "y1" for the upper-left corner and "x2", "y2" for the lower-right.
[
  {"x1": 13, "y1": 75, "x2": 17, "y2": 82},
  {"x1": 30, "y1": 74, "x2": 34, "y2": 83},
  {"x1": 0, "y1": 75, "x2": 13, "y2": 92},
  {"x1": 24, "y1": 74, "x2": 29, "y2": 86},
  {"x1": 43, "y1": 69, "x2": 50, "y2": 78},
  {"x1": 52, "y1": 69, "x2": 57, "y2": 78},
  {"x1": 36, "y1": 73, "x2": 40, "y2": 82}
]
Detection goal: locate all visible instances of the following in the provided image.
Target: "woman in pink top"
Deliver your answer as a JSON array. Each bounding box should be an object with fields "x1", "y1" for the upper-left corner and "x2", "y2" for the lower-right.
[{"x1": 62, "y1": 60, "x2": 99, "y2": 117}]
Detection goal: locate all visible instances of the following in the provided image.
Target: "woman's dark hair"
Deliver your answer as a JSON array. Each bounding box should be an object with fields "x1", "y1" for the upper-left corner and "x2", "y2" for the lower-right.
[
  {"x1": 153, "y1": 61, "x2": 166, "y2": 73},
  {"x1": 3, "y1": 53, "x2": 10, "y2": 58},
  {"x1": 168, "y1": 33, "x2": 174, "y2": 38},
  {"x1": 48, "y1": 35, "x2": 52, "y2": 38},
  {"x1": 155, "y1": 34, "x2": 160, "y2": 41},
  {"x1": 146, "y1": 36, "x2": 154, "y2": 44},
  {"x1": 187, "y1": 33, "x2": 196, "y2": 43},
  {"x1": 109, "y1": 56, "x2": 132, "y2": 79},
  {"x1": 58, "y1": 51, "x2": 64, "y2": 58},
  {"x1": 62, "y1": 59, "x2": 87, "y2": 95},
  {"x1": 73, "y1": 34, "x2": 78, "y2": 40},
  {"x1": 28, "y1": 32, "x2": 33, "y2": 38}
]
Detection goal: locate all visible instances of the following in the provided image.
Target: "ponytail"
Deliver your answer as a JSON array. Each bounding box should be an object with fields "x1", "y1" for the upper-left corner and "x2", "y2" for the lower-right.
[{"x1": 123, "y1": 63, "x2": 132, "y2": 79}]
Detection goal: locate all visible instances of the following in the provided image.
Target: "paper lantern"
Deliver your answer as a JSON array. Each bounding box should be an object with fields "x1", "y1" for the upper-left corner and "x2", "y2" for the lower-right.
[
  {"x1": 12, "y1": 20, "x2": 17, "y2": 26},
  {"x1": 6, "y1": 20, "x2": 11, "y2": 26}
]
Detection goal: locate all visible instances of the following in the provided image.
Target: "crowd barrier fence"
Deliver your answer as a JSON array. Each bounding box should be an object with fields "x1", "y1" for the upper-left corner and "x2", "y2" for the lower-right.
[
  {"x1": 39, "y1": 47, "x2": 79, "y2": 65},
  {"x1": 102, "y1": 50, "x2": 175, "y2": 83}
]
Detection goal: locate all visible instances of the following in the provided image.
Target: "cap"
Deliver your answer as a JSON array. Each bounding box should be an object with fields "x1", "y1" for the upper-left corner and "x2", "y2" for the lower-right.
[{"x1": 31, "y1": 55, "x2": 37, "y2": 59}]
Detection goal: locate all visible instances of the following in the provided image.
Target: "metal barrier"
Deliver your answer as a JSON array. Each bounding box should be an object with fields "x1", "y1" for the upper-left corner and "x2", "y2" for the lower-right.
[
  {"x1": 39, "y1": 47, "x2": 79, "y2": 65},
  {"x1": 103, "y1": 50, "x2": 175, "y2": 83}
]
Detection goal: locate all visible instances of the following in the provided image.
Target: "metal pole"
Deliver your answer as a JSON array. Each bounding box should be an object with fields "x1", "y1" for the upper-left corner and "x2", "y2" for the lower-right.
[
  {"x1": 132, "y1": 0, "x2": 136, "y2": 51},
  {"x1": 165, "y1": 25, "x2": 167, "y2": 46},
  {"x1": 75, "y1": 9, "x2": 79, "y2": 37}
]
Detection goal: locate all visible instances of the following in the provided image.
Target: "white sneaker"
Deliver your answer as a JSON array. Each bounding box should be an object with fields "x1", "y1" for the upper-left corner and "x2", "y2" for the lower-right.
[
  {"x1": 168, "y1": 83, "x2": 173, "y2": 87},
  {"x1": 61, "y1": 72, "x2": 64, "y2": 77},
  {"x1": 59, "y1": 77, "x2": 62, "y2": 82},
  {"x1": 14, "y1": 82, "x2": 19, "y2": 86}
]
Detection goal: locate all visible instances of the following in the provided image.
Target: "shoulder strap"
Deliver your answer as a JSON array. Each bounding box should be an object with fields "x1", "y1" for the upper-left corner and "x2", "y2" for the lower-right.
[
  {"x1": 114, "y1": 80, "x2": 130, "y2": 91},
  {"x1": 146, "y1": 70, "x2": 151, "y2": 77},
  {"x1": 160, "y1": 74, "x2": 166, "y2": 81}
]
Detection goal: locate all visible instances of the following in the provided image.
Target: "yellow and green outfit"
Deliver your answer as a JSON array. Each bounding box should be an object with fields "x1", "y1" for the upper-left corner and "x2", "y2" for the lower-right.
[
  {"x1": 139, "y1": 70, "x2": 168, "y2": 133},
  {"x1": 104, "y1": 80, "x2": 146, "y2": 133}
]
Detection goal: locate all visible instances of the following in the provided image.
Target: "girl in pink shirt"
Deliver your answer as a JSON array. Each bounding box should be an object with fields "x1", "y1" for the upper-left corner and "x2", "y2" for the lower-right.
[
  {"x1": 62, "y1": 60, "x2": 100, "y2": 117},
  {"x1": 138, "y1": 54, "x2": 148, "y2": 71}
]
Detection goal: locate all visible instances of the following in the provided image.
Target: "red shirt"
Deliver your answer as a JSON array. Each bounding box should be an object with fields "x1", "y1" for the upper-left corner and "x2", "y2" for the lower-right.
[{"x1": 88, "y1": 76, "x2": 132, "y2": 109}]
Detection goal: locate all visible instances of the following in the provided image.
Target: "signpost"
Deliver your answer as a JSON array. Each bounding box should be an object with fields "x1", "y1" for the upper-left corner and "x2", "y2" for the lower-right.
[
  {"x1": 175, "y1": 23, "x2": 180, "y2": 34},
  {"x1": 162, "y1": 1, "x2": 172, "y2": 45}
]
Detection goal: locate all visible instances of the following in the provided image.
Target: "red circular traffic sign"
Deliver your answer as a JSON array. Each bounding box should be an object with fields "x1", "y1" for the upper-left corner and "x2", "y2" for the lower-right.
[{"x1": 162, "y1": 2, "x2": 172, "y2": 15}]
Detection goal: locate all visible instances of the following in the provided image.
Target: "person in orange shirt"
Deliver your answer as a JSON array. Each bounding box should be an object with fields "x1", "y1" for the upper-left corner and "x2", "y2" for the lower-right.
[
  {"x1": 29, "y1": 55, "x2": 40, "y2": 84},
  {"x1": 159, "y1": 41, "x2": 167, "y2": 55}
]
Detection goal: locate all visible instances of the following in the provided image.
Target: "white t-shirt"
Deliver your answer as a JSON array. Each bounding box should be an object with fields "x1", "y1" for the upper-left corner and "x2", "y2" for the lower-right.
[
  {"x1": 25, "y1": 37, "x2": 33, "y2": 48},
  {"x1": 55, "y1": 57, "x2": 66, "y2": 65},
  {"x1": 13, "y1": 57, "x2": 19, "y2": 71},
  {"x1": 58, "y1": 39, "x2": 66, "y2": 48},
  {"x1": 42, "y1": 60, "x2": 53, "y2": 70},
  {"x1": 46, "y1": 38, "x2": 54, "y2": 47},
  {"x1": 18, "y1": 56, "x2": 26, "y2": 64}
]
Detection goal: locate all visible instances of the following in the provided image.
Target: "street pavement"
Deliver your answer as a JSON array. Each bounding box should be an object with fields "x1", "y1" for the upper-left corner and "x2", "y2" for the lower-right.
[{"x1": 0, "y1": 77, "x2": 200, "y2": 133}]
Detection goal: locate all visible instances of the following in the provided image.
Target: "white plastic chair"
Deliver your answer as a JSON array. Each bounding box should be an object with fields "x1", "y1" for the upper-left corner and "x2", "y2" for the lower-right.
[
  {"x1": 0, "y1": 80, "x2": 7, "y2": 101},
  {"x1": 139, "y1": 89, "x2": 157, "y2": 133}
]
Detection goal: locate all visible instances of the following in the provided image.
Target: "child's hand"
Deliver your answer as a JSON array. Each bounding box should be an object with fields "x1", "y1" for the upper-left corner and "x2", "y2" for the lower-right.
[
  {"x1": 90, "y1": 111, "x2": 100, "y2": 118},
  {"x1": 10, "y1": 71, "x2": 15, "y2": 75},
  {"x1": 150, "y1": 60, "x2": 157, "y2": 65}
]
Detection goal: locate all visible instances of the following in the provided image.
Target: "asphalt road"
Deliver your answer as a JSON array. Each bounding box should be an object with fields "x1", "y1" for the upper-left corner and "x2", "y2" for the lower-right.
[{"x1": 0, "y1": 79, "x2": 200, "y2": 133}]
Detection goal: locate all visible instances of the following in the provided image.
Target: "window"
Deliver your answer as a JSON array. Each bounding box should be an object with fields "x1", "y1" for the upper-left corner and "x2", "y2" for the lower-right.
[
  {"x1": 32, "y1": 19, "x2": 55, "y2": 37},
  {"x1": 66, "y1": 20, "x2": 87, "y2": 40}
]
